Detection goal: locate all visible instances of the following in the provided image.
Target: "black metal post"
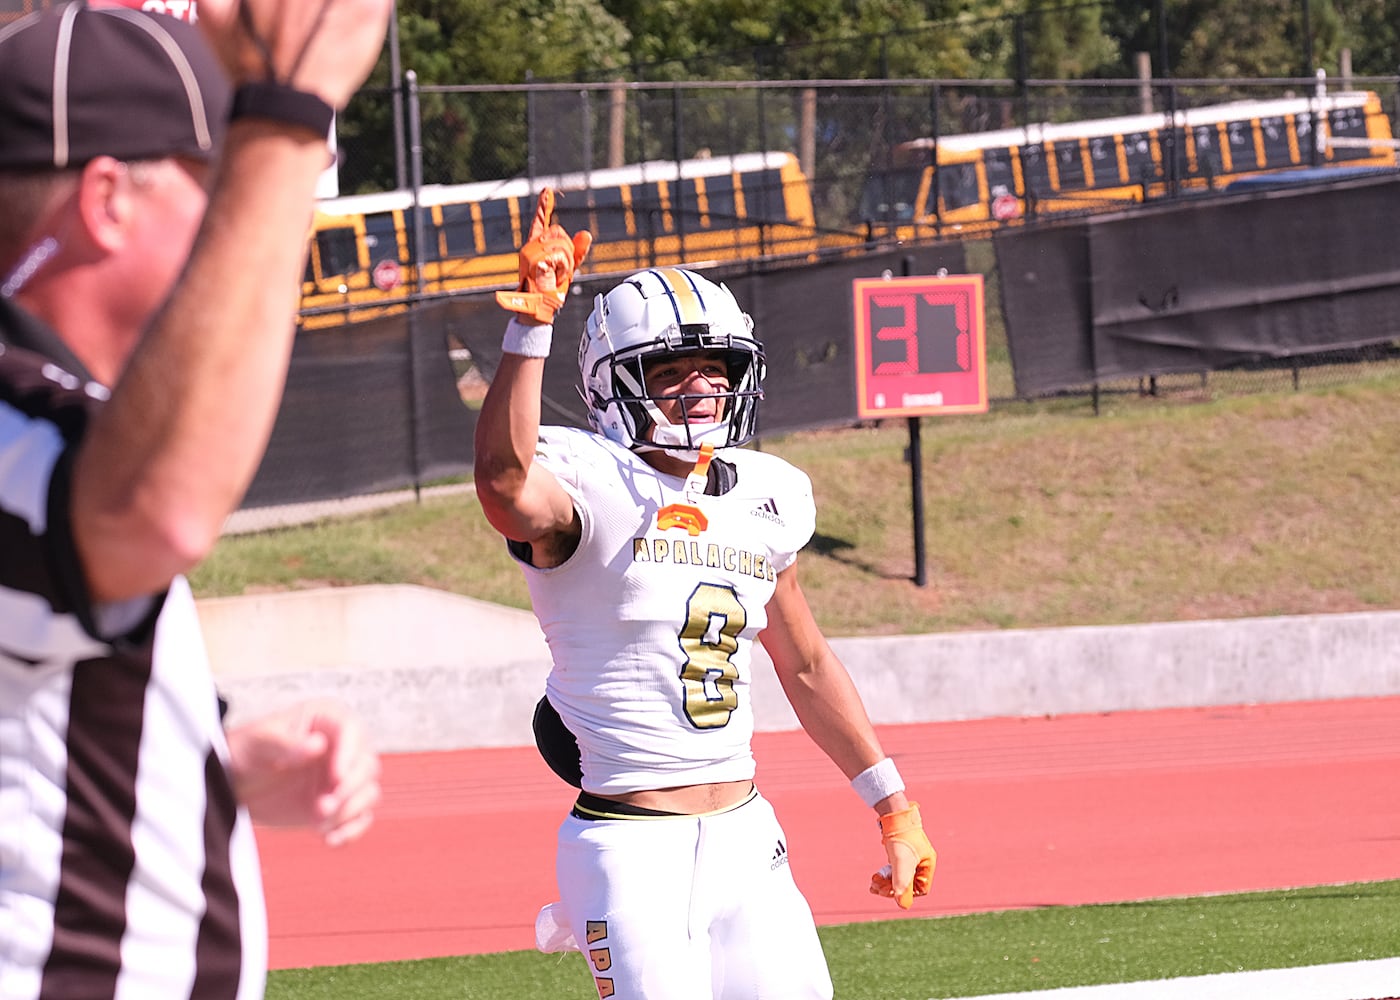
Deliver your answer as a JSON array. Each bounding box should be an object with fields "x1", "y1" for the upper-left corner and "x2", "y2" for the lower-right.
[
  {"x1": 405, "y1": 69, "x2": 424, "y2": 501},
  {"x1": 1302, "y1": 0, "x2": 1320, "y2": 166},
  {"x1": 407, "y1": 70, "x2": 425, "y2": 296},
  {"x1": 756, "y1": 86, "x2": 769, "y2": 258},
  {"x1": 902, "y1": 254, "x2": 929, "y2": 588},
  {"x1": 909, "y1": 415, "x2": 927, "y2": 587},
  {"x1": 389, "y1": 0, "x2": 406, "y2": 190},
  {"x1": 672, "y1": 89, "x2": 686, "y2": 258},
  {"x1": 1157, "y1": 0, "x2": 1178, "y2": 197},
  {"x1": 929, "y1": 84, "x2": 942, "y2": 237},
  {"x1": 1301, "y1": 0, "x2": 1315, "y2": 77}
]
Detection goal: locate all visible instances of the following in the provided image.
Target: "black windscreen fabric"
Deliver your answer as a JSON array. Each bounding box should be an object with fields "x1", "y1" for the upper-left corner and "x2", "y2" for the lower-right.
[
  {"x1": 1089, "y1": 173, "x2": 1400, "y2": 376},
  {"x1": 994, "y1": 223, "x2": 1094, "y2": 396},
  {"x1": 244, "y1": 315, "x2": 416, "y2": 507},
  {"x1": 245, "y1": 244, "x2": 969, "y2": 508},
  {"x1": 243, "y1": 305, "x2": 473, "y2": 508},
  {"x1": 995, "y1": 172, "x2": 1400, "y2": 396}
]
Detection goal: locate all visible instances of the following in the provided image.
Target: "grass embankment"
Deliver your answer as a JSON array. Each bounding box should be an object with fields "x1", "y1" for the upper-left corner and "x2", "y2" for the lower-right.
[{"x1": 194, "y1": 372, "x2": 1400, "y2": 635}]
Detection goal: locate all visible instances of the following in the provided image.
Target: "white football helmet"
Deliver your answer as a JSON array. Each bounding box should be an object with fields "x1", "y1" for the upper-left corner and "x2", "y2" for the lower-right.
[{"x1": 578, "y1": 267, "x2": 765, "y2": 455}]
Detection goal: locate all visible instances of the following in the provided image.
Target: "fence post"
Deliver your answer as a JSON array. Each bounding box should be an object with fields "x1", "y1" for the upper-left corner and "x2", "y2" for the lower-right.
[
  {"x1": 800, "y1": 87, "x2": 816, "y2": 183},
  {"x1": 1136, "y1": 51, "x2": 1153, "y2": 113},
  {"x1": 389, "y1": 0, "x2": 407, "y2": 190},
  {"x1": 581, "y1": 88, "x2": 593, "y2": 182},
  {"x1": 1157, "y1": 0, "x2": 1178, "y2": 197},
  {"x1": 929, "y1": 83, "x2": 942, "y2": 238},
  {"x1": 756, "y1": 86, "x2": 770, "y2": 258},
  {"x1": 405, "y1": 68, "x2": 425, "y2": 502},
  {"x1": 672, "y1": 89, "x2": 686, "y2": 259},
  {"x1": 608, "y1": 81, "x2": 626, "y2": 169},
  {"x1": 526, "y1": 70, "x2": 536, "y2": 188},
  {"x1": 407, "y1": 70, "x2": 425, "y2": 297}
]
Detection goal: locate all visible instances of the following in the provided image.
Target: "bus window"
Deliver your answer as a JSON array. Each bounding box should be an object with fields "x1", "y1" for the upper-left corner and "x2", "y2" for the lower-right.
[
  {"x1": 1054, "y1": 139, "x2": 1087, "y2": 190},
  {"x1": 705, "y1": 174, "x2": 738, "y2": 230},
  {"x1": 674, "y1": 178, "x2": 704, "y2": 233},
  {"x1": 857, "y1": 168, "x2": 921, "y2": 222},
  {"x1": 440, "y1": 202, "x2": 475, "y2": 257},
  {"x1": 937, "y1": 161, "x2": 981, "y2": 211},
  {"x1": 479, "y1": 198, "x2": 517, "y2": 254},
  {"x1": 364, "y1": 212, "x2": 399, "y2": 266},
  {"x1": 1225, "y1": 119, "x2": 1256, "y2": 172},
  {"x1": 1087, "y1": 135, "x2": 1118, "y2": 184},
  {"x1": 1329, "y1": 105, "x2": 1370, "y2": 161},
  {"x1": 407, "y1": 206, "x2": 441, "y2": 263},
  {"x1": 984, "y1": 147, "x2": 1016, "y2": 195},
  {"x1": 1259, "y1": 115, "x2": 1292, "y2": 167},
  {"x1": 555, "y1": 199, "x2": 593, "y2": 240},
  {"x1": 1163, "y1": 126, "x2": 1190, "y2": 179},
  {"x1": 1191, "y1": 125, "x2": 1221, "y2": 178},
  {"x1": 1122, "y1": 131, "x2": 1156, "y2": 184},
  {"x1": 632, "y1": 181, "x2": 668, "y2": 236},
  {"x1": 1294, "y1": 111, "x2": 1317, "y2": 159},
  {"x1": 743, "y1": 167, "x2": 785, "y2": 223},
  {"x1": 1021, "y1": 143, "x2": 1053, "y2": 197},
  {"x1": 589, "y1": 186, "x2": 631, "y2": 240},
  {"x1": 315, "y1": 225, "x2": 360, "y2": 281}
]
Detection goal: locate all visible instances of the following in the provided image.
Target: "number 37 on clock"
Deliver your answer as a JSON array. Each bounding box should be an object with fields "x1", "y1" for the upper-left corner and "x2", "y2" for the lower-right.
[{"x1": 851, "y1": 273, "x2": 988, "y2": 418}]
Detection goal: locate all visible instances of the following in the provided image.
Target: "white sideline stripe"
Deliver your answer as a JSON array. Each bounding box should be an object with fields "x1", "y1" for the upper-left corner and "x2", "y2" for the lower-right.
[{"x1": 942, "y1": 957, "x2": 1400, "y2": 1000}]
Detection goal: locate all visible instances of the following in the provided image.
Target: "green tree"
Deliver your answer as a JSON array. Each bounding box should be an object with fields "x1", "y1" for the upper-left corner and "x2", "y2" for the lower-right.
[
  {"x1": 339, "y1": 0, "x2": 630, "y2": 190},
  {"x1": 1332, "y1": 0, "x2": 1400, "y2": 74}
]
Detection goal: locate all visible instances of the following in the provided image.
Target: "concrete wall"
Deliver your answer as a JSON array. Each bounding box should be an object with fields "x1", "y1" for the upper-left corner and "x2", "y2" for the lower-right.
[{"x1": 198, "y1": 584, "x2": 1400, "y2": 754}]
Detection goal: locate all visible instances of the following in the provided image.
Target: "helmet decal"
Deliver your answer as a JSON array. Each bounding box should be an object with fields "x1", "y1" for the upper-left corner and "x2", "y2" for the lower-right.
[{"x1": 638, "y1": 267, "x2": 707, "y2": 327}]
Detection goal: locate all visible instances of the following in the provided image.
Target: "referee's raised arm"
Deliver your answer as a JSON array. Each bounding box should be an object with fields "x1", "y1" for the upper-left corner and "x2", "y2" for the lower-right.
[
  {"x1": 65, "y1": 0, "x2": 393, "y2": 603},
  {"x1": 0, "y1": 3, "x2": 391, "y2": 995}
]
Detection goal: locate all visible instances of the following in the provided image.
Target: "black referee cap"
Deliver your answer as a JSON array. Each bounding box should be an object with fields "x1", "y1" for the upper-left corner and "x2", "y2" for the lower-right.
[{"x1": 0, "y1": 2, "x2": 231, "y2": 171}]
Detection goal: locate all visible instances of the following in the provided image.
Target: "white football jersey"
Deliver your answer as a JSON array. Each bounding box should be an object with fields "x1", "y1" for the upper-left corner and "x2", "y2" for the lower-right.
[{"x1": 515, "y1": 426, "x2": 816, "y2": 794}]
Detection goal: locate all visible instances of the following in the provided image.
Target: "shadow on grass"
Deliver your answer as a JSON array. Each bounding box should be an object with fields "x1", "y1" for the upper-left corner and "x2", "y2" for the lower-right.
[{"x1": 807, "y1": 531, "x2": 911, "y2": 582}]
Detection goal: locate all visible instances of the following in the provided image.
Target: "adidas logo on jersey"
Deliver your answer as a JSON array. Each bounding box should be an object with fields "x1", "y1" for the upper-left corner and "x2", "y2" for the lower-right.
[
  {"x1": 770, "y1": 839, "x2": 789, "y2": 871},
  {"x1": 750, "y1": 498, "x2": 784, "y2": 525}
]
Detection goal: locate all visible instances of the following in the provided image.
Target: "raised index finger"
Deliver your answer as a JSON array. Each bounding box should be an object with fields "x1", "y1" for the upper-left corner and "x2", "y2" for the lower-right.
[{"x1": 527, "y1": 189, "x2": 555, "y2": 244}]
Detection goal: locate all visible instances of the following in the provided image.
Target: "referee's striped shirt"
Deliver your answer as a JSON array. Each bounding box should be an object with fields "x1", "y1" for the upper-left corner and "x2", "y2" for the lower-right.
[{"x1": 1, "y1": 303, "x2": 267, "y2": 1000}]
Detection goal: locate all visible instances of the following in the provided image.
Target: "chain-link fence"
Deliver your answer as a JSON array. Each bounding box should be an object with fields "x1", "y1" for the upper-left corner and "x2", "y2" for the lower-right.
[
  {"x1": 333, "y1": 74, "x2": 1400, "y2": 205},
  {"x1": 317, "y1": 74, "x2": 1400, "y2": 405}
]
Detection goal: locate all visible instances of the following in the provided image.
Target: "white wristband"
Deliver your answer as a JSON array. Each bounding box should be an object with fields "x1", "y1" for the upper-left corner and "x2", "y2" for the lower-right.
[
  {"x1": 502, "y1": 317, "x2": 554, "y2": 358},
  {"x1": 851, "y1": 757, "x2": 905, "y2": 808}
]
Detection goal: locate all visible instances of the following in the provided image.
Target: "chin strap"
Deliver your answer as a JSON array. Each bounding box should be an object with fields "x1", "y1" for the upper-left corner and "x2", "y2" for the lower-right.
[{"x1": 656, "y1": 442, "x2": 715, "y2": 536}]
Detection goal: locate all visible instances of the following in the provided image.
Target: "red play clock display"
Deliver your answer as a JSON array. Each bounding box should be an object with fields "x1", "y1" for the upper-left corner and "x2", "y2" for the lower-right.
[{"x1": 852, "y1": 274, "x2": 987, "y2": 418}]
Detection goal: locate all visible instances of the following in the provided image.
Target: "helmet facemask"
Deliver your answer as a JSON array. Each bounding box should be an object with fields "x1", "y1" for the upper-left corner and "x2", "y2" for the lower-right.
[
  {"x1": 579, "y1": 268, "x2": 766, "y2": 458},
  {"x1": 606, "y1": 336, "x2": 765, "y2": 454}
]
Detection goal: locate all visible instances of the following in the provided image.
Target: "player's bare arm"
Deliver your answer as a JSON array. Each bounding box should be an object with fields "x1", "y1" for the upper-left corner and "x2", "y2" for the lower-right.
[
  {"x1": 474, "y1": 189, "x2": 591, "y2": 567},
  {"x1": 761, "y1": 561, "x2": 937, "y2": 908},
  {"x1": 473, "y1": 350, "x2": 582, "y2": 566},
  {"x1": 760, "y1": 562, "x2": 909, "y2": 812},
  {"x1": 70, "y1": 0, "x2": 393, "y2": 604}
]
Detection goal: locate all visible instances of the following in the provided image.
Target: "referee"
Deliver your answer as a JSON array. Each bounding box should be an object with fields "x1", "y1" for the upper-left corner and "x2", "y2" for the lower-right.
[{"x1": 0, "y1": 2, "x2": 390, "y2": 997}]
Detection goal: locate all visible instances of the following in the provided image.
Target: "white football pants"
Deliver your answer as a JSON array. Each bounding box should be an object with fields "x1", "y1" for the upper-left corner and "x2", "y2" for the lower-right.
[{"x1": 554, "y1": 790, "x2": 834, "y2": 1000}]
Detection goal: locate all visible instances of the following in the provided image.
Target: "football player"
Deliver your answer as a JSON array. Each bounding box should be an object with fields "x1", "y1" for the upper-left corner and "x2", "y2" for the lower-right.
[{"x1": 473, "y1": 191, "x2": 936, "y2": 999}]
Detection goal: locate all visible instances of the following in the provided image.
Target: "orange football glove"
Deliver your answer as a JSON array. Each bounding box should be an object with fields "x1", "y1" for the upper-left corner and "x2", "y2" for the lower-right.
[
  {"x1": 869, "y1": 803, "x2": 936, "y2": 909},
  {"x1": 495, "y1": 189, "x2": 593, "y2": 324}
]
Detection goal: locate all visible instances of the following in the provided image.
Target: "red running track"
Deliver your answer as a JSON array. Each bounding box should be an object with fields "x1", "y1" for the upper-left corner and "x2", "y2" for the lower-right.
[{"x1": 255, "y1": 696, "x2": 1400, "y2": 970}]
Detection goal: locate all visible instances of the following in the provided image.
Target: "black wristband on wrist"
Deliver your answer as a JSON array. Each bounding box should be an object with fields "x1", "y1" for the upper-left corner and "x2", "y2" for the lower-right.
[{"x1": 230, "y1": 82, "x2": 335, "y2": 138}]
